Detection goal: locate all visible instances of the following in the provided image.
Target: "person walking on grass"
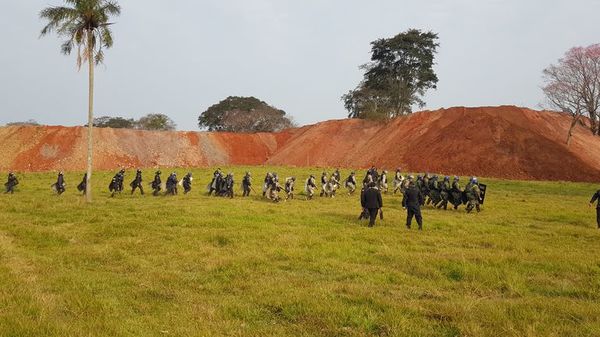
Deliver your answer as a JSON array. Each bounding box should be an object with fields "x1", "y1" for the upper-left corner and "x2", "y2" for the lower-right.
[
  {"x1": 403, "y1": 180, "x2": 424, "y2": 230},
  {"x1": 360, "y1": 182, "x2": 383, "y2": 227},
  {"x1": 589, "y1": 189, "x2": 600, "y2": 229}
]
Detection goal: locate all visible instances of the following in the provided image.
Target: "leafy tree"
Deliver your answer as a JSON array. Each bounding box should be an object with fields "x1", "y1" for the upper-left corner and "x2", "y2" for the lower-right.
[
  {"x1": 343, "y1": 29, "x2": 439, "y2": 119},
  {"x1": 40, "y1": 0, "x2": 121, "y2": 203},
  {"x1": 6, "y1": 119, "x2": 40, "y2": 126},
  {"x1": 542, "y1": 44, "x2": 600, "y2": 145},
  {"x1": 93, "y1": 116, "x2": 135, "y2": 128},
  {"x1": 136, "y1": 114, "x2": 176, "y2": 131},
  {"x1": 198, "y1": 96, "x2": 294, "y2": 132}
]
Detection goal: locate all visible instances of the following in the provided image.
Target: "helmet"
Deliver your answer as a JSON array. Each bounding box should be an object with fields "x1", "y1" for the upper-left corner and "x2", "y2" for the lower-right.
[
  {"x1": 454, "y1": 176, "x2": 459, "y2": 181},
  {"x1": 351, "y1": 171, "x2": 355, "y2": 175},
  {"x1": 188, "y1": 172, "x2": 192, "y2": 176},
  {"x1": 444, "y1": 176, "x2": 450, "y2": 181},
  {"x1": 472, "y1": 177, "x2": 478, "y2": 184},
  {"x1": 408, "y1": 175, "x2": 414, "y2": 180},
  {"x1": 156, "y1": 170, "x2": 161, "y2": 175},
  {"x1": 137, "y1": 169, "x2": 142, "y2": 173}
]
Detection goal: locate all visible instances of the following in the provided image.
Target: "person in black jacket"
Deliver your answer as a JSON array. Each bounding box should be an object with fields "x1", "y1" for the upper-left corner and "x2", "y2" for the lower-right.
[
  {"x1": 4, "y1": 172, "x2": 19, "y2": 194},
  {"x1": 130, "y1": 169, "x2": 144, "y2": 195},
  {"x1": 360, "y1": 182, "x2": 383, "y2": 227},
  {"x1": 403, "y1": 181, "x2": 424, "y2": 230},
  {"x1": 53, "y1": 172, "x2": 66, "y2": 195},
  {"x1": 589, "y1": 190, "x2": 600, "y2": 229}
]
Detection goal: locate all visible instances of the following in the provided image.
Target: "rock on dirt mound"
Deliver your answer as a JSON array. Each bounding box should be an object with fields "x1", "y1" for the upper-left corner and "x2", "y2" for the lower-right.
[{"x1": 1, "y1": 106, "x2": 599, "y2": 182}]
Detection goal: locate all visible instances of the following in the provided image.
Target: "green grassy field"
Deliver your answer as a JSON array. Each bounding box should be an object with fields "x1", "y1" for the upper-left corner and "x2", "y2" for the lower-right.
[{"x1": 0, "y1": 166, "x2": 599, "y2": 337}]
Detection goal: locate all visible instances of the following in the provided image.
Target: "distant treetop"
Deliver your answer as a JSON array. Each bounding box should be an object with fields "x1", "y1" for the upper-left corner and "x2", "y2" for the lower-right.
[{"x1": 198, "y1": 96, "x2": 294, "y2": 132}]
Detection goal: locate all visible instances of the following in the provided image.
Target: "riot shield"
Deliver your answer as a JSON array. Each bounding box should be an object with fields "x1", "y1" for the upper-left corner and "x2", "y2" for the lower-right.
[{"x1": 479, "y1": 183, "x2": 487, "y2": 205}]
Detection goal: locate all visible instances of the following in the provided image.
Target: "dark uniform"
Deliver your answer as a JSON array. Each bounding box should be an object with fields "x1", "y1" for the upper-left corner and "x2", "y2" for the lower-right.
[
  {"x1": 209, "y1": 169, "x2": 222, "y2": 196},
  {"x1": 151, "y1": 171, "x2": 162, "y2": 196},
  {"x1": 361, "y1": 183, "x2": 383, "y2": 227},
  {"x1": 166, "y1": 173, "x2": 178, "y2": 195},
  {"x1": 428, "y1": 176, "x2": 441, "y2": 207},
  {"x1": 4, "y1": 173, "x2": 19, "y2": 194},
  {"x1": 109, "y1": 170, "x2": 125, "y2": 197},
  {"x1": 77, "y1": 173, "x2": 87, "y2": 194},
  {"x1": 182, "y1": 173, "x2": 193, "y2": 194},
  {"x1": 590, "y1": 190, "x2": 600, "y2": 229},
  {"x1": 403, "y1": 182, "x2": 424, "y2": 230},
  {"x1": 438, "y1": 176, "x2": 451, "y2": 210},
  {"x1": 53, "y1": 172, "x2": 66, "y2": 195},
  {"x1": 224, "y1": 173, "x2": 234, "y2": 198},
  {"x1": 450, "y1": 177, "x2": 462, "y2": 210},
  {"x1": 242, "y1": 172, "x2": 252, "y2": 197},
  {"x1": 130, "y1": 170, "x2": 144, "y2": 195}
]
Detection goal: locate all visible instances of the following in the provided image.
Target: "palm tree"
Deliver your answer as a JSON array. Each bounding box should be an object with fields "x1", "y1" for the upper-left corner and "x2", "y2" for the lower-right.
[{"x1": 40, "y1": 0, "x2": 121, "y2": 202}]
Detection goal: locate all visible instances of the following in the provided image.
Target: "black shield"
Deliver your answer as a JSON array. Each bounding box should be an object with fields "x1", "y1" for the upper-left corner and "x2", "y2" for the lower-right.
[{"x1": 479, "y1": 183, "x2": 487, "y2": 205}]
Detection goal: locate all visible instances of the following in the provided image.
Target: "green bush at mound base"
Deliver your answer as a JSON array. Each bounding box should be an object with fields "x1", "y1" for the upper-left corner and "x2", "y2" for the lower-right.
[{"x1": 0, "y1": 166, "x2": 599, "y2": 337}]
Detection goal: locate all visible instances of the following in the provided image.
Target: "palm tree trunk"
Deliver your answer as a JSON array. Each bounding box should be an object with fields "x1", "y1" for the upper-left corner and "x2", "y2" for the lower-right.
[{"x1": 85, "y1": 32, "x2": 94, "y2": 203}]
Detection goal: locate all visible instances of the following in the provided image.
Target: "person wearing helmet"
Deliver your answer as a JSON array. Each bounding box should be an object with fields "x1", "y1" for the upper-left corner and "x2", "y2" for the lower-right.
[
  {"x1": 345, "y1": 171, "x2": 357, "y2": 195},
  {"x1": 242, "y1": 172, "x2": 252, "y2": 197},
  {"x1": 130, "y1": 169, "x2": 144, "y2": 195},
  {"x1": 77, "y1": 173, "x2": 87, "y2": 195},
  {"x1": 589, "y1": 188, "x2": 600, "y2": 229},
  {"x1": 332, "y1": 169, "x2": 341, "y2": 183},
  {"x1": 151, "y1": 170, "x2": 162, "y2": 196},
  {"x1": 378, "y1": 170, "x2": 389, "y2": 194},
  {"x1": 284, "y1": 177, "x2": 296, "y2": 200},
  {"x1": 262, "y1": 172, "x2": 273, "y2": 197},
  {"x1": 393, "y1": 168, "x2": 404, "y2": 194},
  {"x1": 109, "y1": 169, "x2": 124, "y2": 197},
  {"x1": 438, "y1": 176, "x2": 451, "y2": 210},
  {"x1": 320, "y1": 172, "x2": 328, "y2": 197},
  {"x1": 52, "y1": 171, "x2": 66, "y2": 195},
  {"x1": 4, "y1": 172, "x2": 19, "y2": 194},
  {"x1": 450, "y1": 176, "x2": 463, "y2": 210},
  {"x1": 224, "y1": 173, "x2": 234, "y2": 198},
  {"x1": 466, "y1": 177, "x2": 481, "y2": 213},
  {"x1": 165, "y1": 172, "x2": 178, "y2": 195},
  {"x1": 182, "y1": 172, "x2": 193, "y2": 194},
  {"x1": 428, "y1": 175, "x2": 441, "y2": 206},
  {"x1": 305, "y1": 175, "x2": 317, "y2": 200}
]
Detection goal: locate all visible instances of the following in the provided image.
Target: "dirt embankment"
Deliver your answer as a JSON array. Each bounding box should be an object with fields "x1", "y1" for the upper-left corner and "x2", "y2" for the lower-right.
[{"x1": 1, "y1": 106, "x2": 599, "y2": 182}]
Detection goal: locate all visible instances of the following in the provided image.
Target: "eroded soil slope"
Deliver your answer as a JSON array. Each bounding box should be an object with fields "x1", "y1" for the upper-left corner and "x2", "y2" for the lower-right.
[{"x1": 1, "y1": 106, "x2": 599, "y2": 182}]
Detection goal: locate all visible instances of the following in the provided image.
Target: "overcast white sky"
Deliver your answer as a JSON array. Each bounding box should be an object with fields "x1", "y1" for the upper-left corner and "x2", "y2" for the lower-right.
[{"x1": 0, "y1": 0, "x2": 598, "y2": 130}]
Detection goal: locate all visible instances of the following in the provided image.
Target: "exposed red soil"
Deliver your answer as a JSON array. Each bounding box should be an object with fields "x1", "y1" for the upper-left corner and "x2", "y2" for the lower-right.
[{"x1": 1, "y1": 106, "x2": 599, "y2": 182}]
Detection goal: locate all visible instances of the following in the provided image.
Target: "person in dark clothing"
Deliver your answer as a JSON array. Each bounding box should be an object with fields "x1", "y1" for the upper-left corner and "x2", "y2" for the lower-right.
[
  {"x1": 53, "y1": 172, "x2": 66, "y2": 195},
  {"x1": 224, "y1": 173, "x2": 234, "y2": 198},
  {"x1": 360, "y1": 182, "x2": 383, "y2": 227},
  {"x1": 242, "y1": 172, "x2": 252, "y2": 197},
  {"x1": 403, "y1": 181, "x2": 424, "y2": 230},
  {"x1": 4, "y1": 172, "x2": 19, "y2": 194},
  {"x1": 165, "y1": 172, "x2": 178, "y2": 195},
  {"x1": 77, "y1": 173, "x2": 87, "y2": 195},
  {"x1": 589, "y1": 190, "x2": 600, "y2": 229},
  {"x1": 182, "y1": 173, "x2": 193, "y2": 194},
  {"x1": 130, "y1": 169, "x2": 144, "y2": 195},
  {"x1": 151, "y1": 171, "x2": 162, "y2": 196}
]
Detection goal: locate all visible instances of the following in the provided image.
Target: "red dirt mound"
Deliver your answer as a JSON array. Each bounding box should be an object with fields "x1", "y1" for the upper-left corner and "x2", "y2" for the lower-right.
[{"x1": 1, "y1": 106, "x2": 599, "y2": 182}]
